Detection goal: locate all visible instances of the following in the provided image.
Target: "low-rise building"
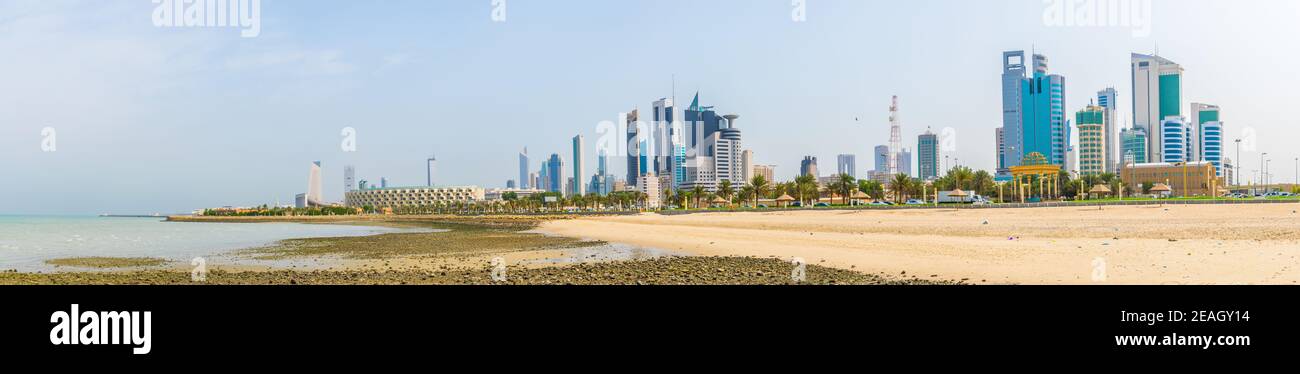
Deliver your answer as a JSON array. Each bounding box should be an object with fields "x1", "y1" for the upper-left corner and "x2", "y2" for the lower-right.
[
  {"x1": 1119, "y1": 161, "x2": 1223, "y2": 197},
  {"x1": 345, "y1": 186, "x2": 485, "y2": 208}
]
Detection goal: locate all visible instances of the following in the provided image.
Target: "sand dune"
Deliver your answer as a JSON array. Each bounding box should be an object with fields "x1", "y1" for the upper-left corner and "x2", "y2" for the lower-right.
[{"x1": 540, "y1": 204, "x2": 1300, "y2": 285}]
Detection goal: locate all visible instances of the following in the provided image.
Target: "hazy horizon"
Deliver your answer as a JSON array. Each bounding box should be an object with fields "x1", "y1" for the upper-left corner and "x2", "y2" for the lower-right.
[{"x1": 3, "y1": 0, "x2": 1298, "y2": 215}]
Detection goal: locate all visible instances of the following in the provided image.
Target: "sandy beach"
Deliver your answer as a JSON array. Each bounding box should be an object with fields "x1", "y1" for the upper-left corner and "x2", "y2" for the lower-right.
[{"x1": 540, "y1": 204, "x2": 1300, "y2": 285}]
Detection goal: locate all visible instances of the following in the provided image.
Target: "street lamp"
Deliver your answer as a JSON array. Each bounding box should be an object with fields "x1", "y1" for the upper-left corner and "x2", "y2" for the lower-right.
[{"x1": 1234, "y1": 139, "x2": 1242, "y2": 186}]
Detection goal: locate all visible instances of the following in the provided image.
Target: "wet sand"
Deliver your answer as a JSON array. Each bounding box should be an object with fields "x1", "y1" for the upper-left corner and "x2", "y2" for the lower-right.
[{"x1": 540, "y1": 204, "x2": 1300, "y2": 285}]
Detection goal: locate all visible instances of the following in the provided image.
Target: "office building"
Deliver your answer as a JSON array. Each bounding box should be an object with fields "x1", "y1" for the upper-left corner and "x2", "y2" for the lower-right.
[
  {"x1": 1132, "y1": 53, "x2": 1183, "y2": 162},
  {"x1": 1097, "y1": 87, "x2": 1119, "y2": 173},
  {"x1": 639, "y1": 172, "x2": 661, "y2": 209},
  {"x1": 873, "y1": 145, "x2": 889, "y2": 173},
  {"x1": 306, "y1": 161, "x2": 323, "y2": 207},
  {"x1": 625, "y1": 109, "x2": 641, "y2": 186},
  {"x1": 546, "y1": 154, "x2": 564, "y2": 194},
  {"x1": 1189, "y1": 103, "x2": 1220, "y2": 162},
  {"x1": 897, "y1": 149, "x2": 912, "y2": 177},
  {"x1": 1160, "y1": 117, "x2": 1193, "y2": 163},
  {"x1": 344, "y1": 165, "x2": 356, "y2": 194},
  {"x1": 837, "y1": 154, "x2": 856, "y2": 178},
  {"x1": 572, "y1": 135, "x2": 585, "y2": 196},
  {"x1": 753, "y1": 165, "x2": 775, "y2": 184},
  {"x1": 801, "y1": 156, "x2": 819, "y2": 177},
  {"x1": 1121, "y1": 128, "x2": 1148, "y2": 165},
  {"x1": 518, "y1": 147, "x2": 530, "y2": 189},
  {"x1": 1001, "y1": 51, "x2": 1027, "y2": 169},
  {"x1": 1076, "y1": 104, "x2": 1106, "y2": 176},
  {"x1": 652, "y1": 98, "x2": 675, "y2": 176},
  {"x1": 1023, "y1": 53, "x2": 1068, "y2": 166},
  {"x1": 742, "y1": 150, "x2": 755, "y2": 183},
  {"x1": 919, "y1": 128, "x2": 939, "y2": 180},
  {"x1": 1200, "y1": 121, "x2": 1224, "y2": 177}
]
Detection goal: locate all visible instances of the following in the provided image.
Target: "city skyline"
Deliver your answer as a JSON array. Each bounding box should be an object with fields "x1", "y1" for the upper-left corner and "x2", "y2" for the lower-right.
[{"x1": 5, "y1": 0, "x2": 1300, "y2": 214}]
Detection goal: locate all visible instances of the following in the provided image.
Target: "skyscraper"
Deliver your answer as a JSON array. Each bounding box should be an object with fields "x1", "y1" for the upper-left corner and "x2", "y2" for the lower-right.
[
  {"x1": 426, "y1": 155, "x2": 437, "y2": 187},
  {"x1": 652, "y1": 98, "x2": 675, "y2": 176},
  {"x1": 625, "y1": 109, "x2": 640, "y2": 186},
  {"x1": 547, "y1": 154, "x2": 564, "y2": 194},
  {"x1": 1132, "y1": 53, "x2": 1183, "y2": 162},
  {"x1": 306, "y1": 161, "x2": 323, "y2": 207},
  {"x1": 873, "y1": 145, "x2": 889, "y2": 173},
  {"x1": 800, "y1": 156, "x2": 819, "y2": 177},
  {"x1": 1189, "y1": 103, "x2": 1220, "y2": 162},
  {"x1": 572, "y1": 135, "x2": 585, "y2": 196},
  {"x1": 1160, "y1": 117, "x2": 1192, "y2": 163},
  {"x1": 1121, "y1": 128, "x2": 1148, "y2": 165},
  {"x1": 1001, "y1": 51, "x2": 1027, "y2": 170},
  {"x1": 344, "y1": 165, "x2": 356, "y2": 194},
  {"x1": 1023, "y1": 53, "x2": 1067, "y2": 166},
  {"x1": 1076, "y1": 104, "x2": 1106, "y2": 176},
  {"x1": 918, "y1": 129, "x2": 939, "y2": 180},
  {"x1": 898, "y1": 149, "x2": 912, "y2": 177},
  {"x1": 836, "y1": 154, "x2": 856, "y2": 178},
  {"x1": 1097, "y1": 87, "x2": 1119, "y2": 173},
  {"x1": 683, "y1": 92, "x2": 724, "y2": 152},
  {"x1": 753, "y1": 165, "x2": 775, "y2": 184},
  {"x1": 539, "y1": 160, "x2": 550, "y2": 191},
  {"x1": 1201, "y1": 121, "x2": 1224, "y2": 177},
  {"x1": 741, "y1": 150, "x2": 755, "y2": 183},
  {"x1": 519, "y1": 147, "x2": 530, "y2": 189}
]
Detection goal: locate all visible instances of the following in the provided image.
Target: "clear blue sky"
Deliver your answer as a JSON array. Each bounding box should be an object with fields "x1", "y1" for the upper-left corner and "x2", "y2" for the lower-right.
[{"x1": 3, "y1": 0, "x2": 1297, "y2": 214}]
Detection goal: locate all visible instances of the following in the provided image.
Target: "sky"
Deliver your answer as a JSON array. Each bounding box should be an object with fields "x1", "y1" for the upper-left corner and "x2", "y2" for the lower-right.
[{"x1": 2, "y1": 0, "x2": 1299, "y2": 215}]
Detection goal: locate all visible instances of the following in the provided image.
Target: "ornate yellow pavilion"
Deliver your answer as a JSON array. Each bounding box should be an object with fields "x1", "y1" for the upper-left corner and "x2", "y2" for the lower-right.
[{"x1": 1007, "y1": 152, "x2": 1061, "y2": 203}]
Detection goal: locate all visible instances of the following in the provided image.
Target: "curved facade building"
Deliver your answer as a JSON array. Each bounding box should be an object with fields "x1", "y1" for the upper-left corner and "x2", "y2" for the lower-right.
[{"x1": 345, "y1": 186, "x2": 485, "y2": 208}]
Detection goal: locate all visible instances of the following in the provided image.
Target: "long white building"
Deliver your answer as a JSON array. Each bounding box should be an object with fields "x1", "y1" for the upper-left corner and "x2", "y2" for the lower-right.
[{"x1": 345, "y1": 186, "x2": 485, "y2": 208}]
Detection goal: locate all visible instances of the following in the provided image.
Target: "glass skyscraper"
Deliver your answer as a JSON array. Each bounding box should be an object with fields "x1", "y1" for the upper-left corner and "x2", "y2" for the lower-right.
[
  {"x1": 918, "y1": 129, "x2": 938, "y2": 180},
  {"x1": 1121, "y1": 128, "x2": 1148, "y2": 165},
  {"x1": 1022, "y1": 54, "x2": 1067, "y2": 167},
  {"x1": 1000, "y1": 51, "x2": 1027, "y2": 171},
  {"x1": 1160, "y1": 117, "x2": 1192, "y2": 163}
]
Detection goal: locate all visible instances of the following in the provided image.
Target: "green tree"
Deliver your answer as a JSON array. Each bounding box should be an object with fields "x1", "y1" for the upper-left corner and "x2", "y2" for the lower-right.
[{"x1": 749, "y1": 175, "x2": 771, "y2": 207}]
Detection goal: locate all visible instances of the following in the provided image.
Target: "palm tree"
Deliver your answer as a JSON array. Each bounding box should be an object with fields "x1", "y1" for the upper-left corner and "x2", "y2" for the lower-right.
[
  {"x1": 718, "y1": 179, "x2": 734, "y2": 206},
  {"x1": 890, "y1": 173, "x2": 912, "y2": 203},
  {"x1": 833, "y1": 173, "x2": 856, "y2": 205},
  {"x1": 692, "y1": 185, "x2": 706, "y2": 210},
  {"x1": 750, "y1": 175, "x2": 771, "y2": 207},
  {"x1": 795, "y1": 174, "x2": 816, "y2": 206}
]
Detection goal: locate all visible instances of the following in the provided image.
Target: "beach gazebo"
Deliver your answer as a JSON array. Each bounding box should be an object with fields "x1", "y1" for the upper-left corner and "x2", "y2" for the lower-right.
[
  {"x1": 776, "y1": 194, "x2": 795, "y2": 208},
  {"x1": 1150, "y1": 183, "x2": 1173, "y2": 198},
  {"x1": 1088, "y1": 184, "x2": 1112, "y2": 200},
  {"x1": 710, "y1": 196, "x2": 729, "y2": 208}
]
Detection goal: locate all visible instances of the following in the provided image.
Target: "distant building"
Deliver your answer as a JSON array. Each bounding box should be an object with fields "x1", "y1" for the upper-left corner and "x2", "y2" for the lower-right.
[
  {"x1": 897, "y1": 149, "x2": 912, "y2": 177},
  {"x1": 753, "y1": 165, "x2": 775, "y2": 184},
  {"x1": 1076, "y1": 104, "x2": 1106, "y2": 176},
  {"x1": 1001, "y1": 50, "x2": 1027, "y2": 170},
  {"x1": 836, "y1": 154, "x2": 856, "y2": 178},
  {"x1": 306, "y1": 161, "x2": 323, "y2": 207},
  {"x1": 1160, "y1": 117, "x2": 1192, "y2": 163},
  {"x1": 639, "y1": 172, "x2": 661, "y2": 209},
  {"x1": 1121, "y1": 128, "x2": 1149, "y2": 165},
  {"x1": 486, "y1": 188, "x2": 543, "y2": 201},
  {"x1": 1200, "y1": 121, "x2": 1224, "y2": 177},
  {"x1": 919, "y1": 128, "x2": 939, "y2": 180},
  {"x1": 1097, "y1": 87, "x2": 1120, "y2": 173},
  {"x1": 873, "y1": 145, "x2": 889, "y2": 173},
  {"x1": 742, "y1": 150, "x2": 755, "y2": 183},
  {"x1": 625, "y1": 109, "x2": 641, "y2": 186},
  {"x1": 572, "y1": 135, "x2": 585, "y2": 196},
  {"x1": 346, "y1": 186, "x2": 485, "y2": 208},
  {"x1": 344, "y1": 165, "x2": 356, "y2": 194},
  {"x1": 1023, "y1": 53, "x2": 1068, "y2": 166},
  {"x1": 506, "y1": 180, "x2": 516, "y2": 189},
  {"x1": 547, "y1": 154, "x2": 564, "y2": 194},
  {"x1": 800, "y1": 156, "x2": 819, "y2": 178},
  {"x1": 518, "y1": 147, "x2": 530, "y2": 189},
  {"x1": 1132, "y1": 53, "x2": 1183, "y2": 163}
]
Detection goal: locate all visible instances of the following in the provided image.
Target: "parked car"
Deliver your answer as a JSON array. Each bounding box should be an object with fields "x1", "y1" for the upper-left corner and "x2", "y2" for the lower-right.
[
  {"x1": 870, "y1": 201, "x2": 890, "y2": 206},
  {"x1": 905, "y1": 199, "x2": 926, "y2": 205},
  {"x1": 815, "y1": 202, "x2": 831, "y2": 207}
]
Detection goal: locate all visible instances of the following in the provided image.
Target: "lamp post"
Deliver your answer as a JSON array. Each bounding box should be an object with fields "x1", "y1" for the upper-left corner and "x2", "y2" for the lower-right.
[{"x1": 1234, "y1": 139, "x2": 1242, "y2": 186}]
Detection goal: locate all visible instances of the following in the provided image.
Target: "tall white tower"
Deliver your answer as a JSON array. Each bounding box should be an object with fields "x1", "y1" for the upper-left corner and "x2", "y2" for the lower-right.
[
  {"x1": 306, "y1": 161, "x2": 323, "y2": 206},
  {"x1": 888, "y1": 96, "x2": 902, "y2": 176}
]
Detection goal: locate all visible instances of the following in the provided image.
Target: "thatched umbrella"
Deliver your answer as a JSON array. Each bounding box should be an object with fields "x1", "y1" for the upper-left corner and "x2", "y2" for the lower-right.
[
  {"x1": 949, "y1": 188, "x2": 969, "y2": 210},
  {"x1": 710, "y1": 196, "x2": 729, "y2": 208},
  {"x1": 776, "y1": 194, "x2": 795, "y2": 208},
  {"x1": 1089, "y1": 184, "x2": 1112, "y2": 199},
  {"x1": 1150, "y1": 183, "x2": 1173, "y2": 197}
]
